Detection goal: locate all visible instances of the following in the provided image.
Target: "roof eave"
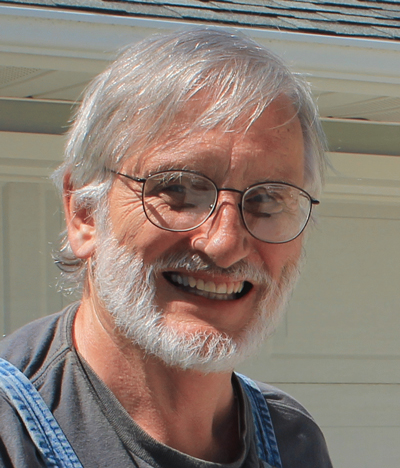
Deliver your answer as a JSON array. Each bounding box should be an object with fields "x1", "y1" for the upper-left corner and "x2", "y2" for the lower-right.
[{"x1": 1, "y1": 4, "x2": 399, "y2": 96}]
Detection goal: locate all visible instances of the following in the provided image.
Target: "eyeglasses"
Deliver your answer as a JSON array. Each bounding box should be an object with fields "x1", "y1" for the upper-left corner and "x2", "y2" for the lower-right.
[{"x1": 111, "y1": 169, "x2": 319, "y2": 244}]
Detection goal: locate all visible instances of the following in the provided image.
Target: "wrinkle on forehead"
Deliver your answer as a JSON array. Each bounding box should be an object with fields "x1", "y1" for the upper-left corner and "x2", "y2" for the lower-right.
[{"x1": 127, "y1": 95, "x2": 303, "y2": 181}]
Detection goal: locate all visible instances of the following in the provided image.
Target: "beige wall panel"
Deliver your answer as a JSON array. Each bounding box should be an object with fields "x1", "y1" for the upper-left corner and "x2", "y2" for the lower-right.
[
  {"x1": 0, "y1": 182, "x2": 4, "y2": 337},
  {"x1": 325, "y1": 427, "x2": 400, "y2": 468},
  {"x1": 0, "y1": 180, "x2": 66, "y2": 335},
  {"x1": 3, "y1": 181, "x2": 45, "y2": 331},
  {"x1": 0, "y1": 132, "x2": 67, "y2": 336}
]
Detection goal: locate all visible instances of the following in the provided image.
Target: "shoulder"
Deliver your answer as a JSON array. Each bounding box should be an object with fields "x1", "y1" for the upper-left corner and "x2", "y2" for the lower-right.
[
  {"x1": 0, "y1": 305, "x2": 79, "y2": 467},
  {"x1": 0, "y1": 303, "x2": 78, "y2": 381},
  {"x1": 0, "y1": 389, "x2": 48, "y2": 467},
  {"x1": 256, "y1": 380, "x2": 333, "y2": 468},
  {"x1": 257, "y1": 380, "x2": 314, "y2": 419}
]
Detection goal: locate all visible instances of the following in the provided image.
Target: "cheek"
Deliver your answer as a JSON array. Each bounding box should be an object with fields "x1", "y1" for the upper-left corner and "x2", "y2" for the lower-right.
[
  {"x1": 107, "y1": 185, "x2": 192, "y2": 263},
  {"x1": 135, "y1": 230, "x2": 195, "y2": 266},
  {"x1": 257, "y1": 236, "x2": 303, "y2": 279},
  {"x1": 107, "y1": 189, "x2": 145, "y2": 240},
  {"x1": 109, "y1": 202, "x2": 190, "y2": 263}
]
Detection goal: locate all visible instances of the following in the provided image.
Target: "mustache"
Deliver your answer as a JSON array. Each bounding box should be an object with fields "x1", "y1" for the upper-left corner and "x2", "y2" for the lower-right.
[{"x1": 152, "y1": 251, "x2": 271, "y2": 285}]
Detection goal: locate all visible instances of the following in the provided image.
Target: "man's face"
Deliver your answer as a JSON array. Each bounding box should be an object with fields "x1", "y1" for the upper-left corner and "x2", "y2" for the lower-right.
[{"x1": 93, "y1": 97, "x2": 305, "y2": 371}]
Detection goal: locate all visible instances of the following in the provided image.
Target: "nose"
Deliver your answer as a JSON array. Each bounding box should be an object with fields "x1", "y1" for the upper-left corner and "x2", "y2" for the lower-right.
[{"x1": 191, "y1": 196, "x2": 252, "y2": 269}]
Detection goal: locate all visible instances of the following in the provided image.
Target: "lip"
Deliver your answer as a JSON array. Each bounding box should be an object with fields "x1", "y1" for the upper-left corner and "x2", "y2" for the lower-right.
[{"x1": 163, "y1": 271, "x2": 253, "y2": 301}]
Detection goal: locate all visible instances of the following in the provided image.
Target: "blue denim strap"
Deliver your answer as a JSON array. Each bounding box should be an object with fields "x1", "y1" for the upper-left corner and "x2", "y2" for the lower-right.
[
  {"x1": 0, "y1": 358, "x2": 83, "y2": 468},
  {"x1": 236, "y1": 373, "x2": 283, "y2": 468}
]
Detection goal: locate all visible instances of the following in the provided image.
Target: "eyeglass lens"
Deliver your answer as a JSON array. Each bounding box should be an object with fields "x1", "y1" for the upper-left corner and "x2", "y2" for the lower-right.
[
  {"x1": 242, "y1": 184, "x2": 311, "y2": 243},
  {"x1": 143, "y1": 172, "x2": 217, "y2": 231},
  {"x1": 142, "y1": 171, "x2": 312, "y2": 243}
]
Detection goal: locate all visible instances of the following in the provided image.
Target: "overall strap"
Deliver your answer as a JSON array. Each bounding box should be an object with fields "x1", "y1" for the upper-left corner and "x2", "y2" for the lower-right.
[
  {"x1": 0, "y1": 358, "x2": 83, "y2": 468},
  {"x1": 236, "y1": 373, "x2": 283, "y2": 468}
]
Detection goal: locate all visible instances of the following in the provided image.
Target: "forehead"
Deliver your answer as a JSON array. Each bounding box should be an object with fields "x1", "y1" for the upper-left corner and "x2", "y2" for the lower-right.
[{"x1": 127, "y1": 96, "x2": 305, "y2": 187}]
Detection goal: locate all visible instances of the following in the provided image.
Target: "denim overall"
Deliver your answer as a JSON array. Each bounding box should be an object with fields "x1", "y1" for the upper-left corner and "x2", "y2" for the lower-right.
[{"x1": 0, "y1": 358, "x2": 282, "y2": 468}]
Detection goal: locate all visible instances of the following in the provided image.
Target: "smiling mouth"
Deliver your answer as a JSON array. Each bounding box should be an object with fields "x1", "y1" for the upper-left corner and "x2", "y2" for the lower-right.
[{"x1": 164, "y1": 272, "x2": 252, "y2": 301}]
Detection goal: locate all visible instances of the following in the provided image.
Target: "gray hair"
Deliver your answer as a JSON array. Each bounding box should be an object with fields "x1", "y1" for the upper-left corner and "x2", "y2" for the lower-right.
[{"x1": 52, "y1": 26, "x2": 327, "y2": 294}]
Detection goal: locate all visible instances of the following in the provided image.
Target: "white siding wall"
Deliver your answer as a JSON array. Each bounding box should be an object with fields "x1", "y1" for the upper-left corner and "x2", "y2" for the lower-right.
[
  {"x1": 0, "y1": 132, "x2": 69, "y2": 335},
  {"x1": 1, "y1": 132, "x2": 399, "y2": 466}
]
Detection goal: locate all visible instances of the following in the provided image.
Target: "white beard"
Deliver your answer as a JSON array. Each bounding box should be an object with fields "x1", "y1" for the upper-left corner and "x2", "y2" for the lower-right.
[{"x1": 92, "y1": 233, "x2": 301, "y2": 373}]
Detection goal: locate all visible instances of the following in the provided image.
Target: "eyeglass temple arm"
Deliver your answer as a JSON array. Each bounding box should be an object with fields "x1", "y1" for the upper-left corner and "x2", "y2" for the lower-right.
[
  {"x1": 109, "y1": 170, "x2": 146, "y2": 184},
  {"x1": 311, "y1": 198, "x2": 320, "y2": 205}
]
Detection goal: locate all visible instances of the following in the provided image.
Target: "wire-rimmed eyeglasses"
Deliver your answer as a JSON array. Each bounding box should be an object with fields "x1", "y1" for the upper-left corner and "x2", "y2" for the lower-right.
[{"x1": 110, "y1": 169, "x2": 319, "y2": 244}]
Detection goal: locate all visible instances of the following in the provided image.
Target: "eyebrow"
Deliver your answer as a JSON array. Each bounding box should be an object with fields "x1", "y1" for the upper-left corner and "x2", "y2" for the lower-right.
[
  {"x1": 141, "y1": 168, "x2": 298, "y2": 190},
  {"x1": 140, "y1": 159, "x2": 301, "y2": 189},
  {"x1": 144, "y1": 164, "x2": 202, "y2": 178}
]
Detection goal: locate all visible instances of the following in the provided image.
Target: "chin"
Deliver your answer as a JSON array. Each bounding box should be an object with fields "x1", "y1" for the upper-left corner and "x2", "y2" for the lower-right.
[{"x1": 93, "y1": 233, "x2": 300, "y2": 373}]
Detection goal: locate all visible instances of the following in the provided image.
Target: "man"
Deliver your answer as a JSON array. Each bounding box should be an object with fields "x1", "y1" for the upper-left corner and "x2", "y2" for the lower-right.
[{"x1": 0, "y1": 28, "x2": 332, "y2": 467}]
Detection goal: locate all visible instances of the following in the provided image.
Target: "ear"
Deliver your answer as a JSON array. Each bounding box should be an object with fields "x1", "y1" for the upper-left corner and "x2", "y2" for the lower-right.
[{"x1": 63, "y1": 174, "x2": 97, "y2": 259}]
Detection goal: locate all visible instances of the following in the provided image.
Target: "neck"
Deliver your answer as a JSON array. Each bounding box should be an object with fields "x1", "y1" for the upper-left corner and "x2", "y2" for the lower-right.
[{"x1": 73, "y1": 295, "x2": 241, "y2": 463}]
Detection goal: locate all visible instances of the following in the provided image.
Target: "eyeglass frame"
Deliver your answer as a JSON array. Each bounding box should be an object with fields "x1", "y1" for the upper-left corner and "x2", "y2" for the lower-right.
[{"x1": 109, "y1": 169, "x2": 320, "y2": 244}]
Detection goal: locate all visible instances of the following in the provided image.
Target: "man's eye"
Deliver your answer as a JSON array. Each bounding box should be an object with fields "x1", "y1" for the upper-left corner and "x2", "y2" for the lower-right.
[
  {"x1": 161, "y1": 183, "x2": 186, "y2": 195},
  {"x1": 151, "y1": 183, "x2": 187, "y2": 200},
  {"x1": 147, "y1": 182, "x2": 196, "y2": 210},
  {"x1": 245, "y1": 193, "x2": 283, "y2": 217}
]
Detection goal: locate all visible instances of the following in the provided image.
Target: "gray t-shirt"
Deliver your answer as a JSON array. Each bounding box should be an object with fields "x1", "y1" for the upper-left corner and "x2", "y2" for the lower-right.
[{"x1": 0, "y1": 304, "x2": 332, "y2": 468}]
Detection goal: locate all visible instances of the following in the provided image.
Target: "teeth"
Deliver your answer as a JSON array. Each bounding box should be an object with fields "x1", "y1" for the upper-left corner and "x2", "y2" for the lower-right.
[
  {"x1": 170, "y1": 273, "x2": 245, "y2": 298},
  {"x1": 171, "y1": 274, "x2": 179, "y2": 284},
  {"x1": 188, "y1": 276, "x2": 196, "y2": 288},
  {"x1": 216, "y1": 283, "x2": 227, "y2": 294},
  {"x1": 205, "y1": 281, "x2": 216, "y2": 293}
]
